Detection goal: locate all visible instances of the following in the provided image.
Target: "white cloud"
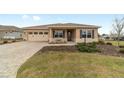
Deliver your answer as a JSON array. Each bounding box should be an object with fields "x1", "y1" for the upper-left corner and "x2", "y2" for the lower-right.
[
  {"x1": 33, "y1": 16, "x2": 40, "y2": 21},
  {"x1": 22, "y1": 15, "x2": 40, "y2": 21},
  {"x1": 22, "y1": 15, "x2": 29, "y2": 19}
]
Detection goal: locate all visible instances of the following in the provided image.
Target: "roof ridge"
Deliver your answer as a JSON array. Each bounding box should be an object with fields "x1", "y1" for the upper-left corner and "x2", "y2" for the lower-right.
[{"x1": 23, "y1": 23, "x2": 101, "y2": 29}]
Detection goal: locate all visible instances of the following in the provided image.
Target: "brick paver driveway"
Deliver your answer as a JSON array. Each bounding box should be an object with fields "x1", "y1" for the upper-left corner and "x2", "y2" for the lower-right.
[{"x1": 0, "y1": 41, "x2": 48, "y2": 78}]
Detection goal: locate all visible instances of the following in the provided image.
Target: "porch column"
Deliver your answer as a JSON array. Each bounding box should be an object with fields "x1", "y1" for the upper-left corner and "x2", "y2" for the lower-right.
[
  {"x1": 94, "y1": 29, "x2": 98, "y2": 42},
  {"x1": 65, "y1": 30, "x2": 67, "y2": 42},
  {"x1": 75, "y1": 29, "x2": 80, "y2": 43},
  {"x1": 26, "y1": 32, "x2": 28, "y2": 40},
  {"x1": 49, "y1": 28, "x2": 53, "y2": 43}
]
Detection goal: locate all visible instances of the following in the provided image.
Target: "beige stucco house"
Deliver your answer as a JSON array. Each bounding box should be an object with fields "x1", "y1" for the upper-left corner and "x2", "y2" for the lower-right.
[
  {"x1": 0, "y1": 25, "x2": 22, "y2": 40},
  {"x1": 22, "y1": 23, "x2": 100, "y2": 43}
]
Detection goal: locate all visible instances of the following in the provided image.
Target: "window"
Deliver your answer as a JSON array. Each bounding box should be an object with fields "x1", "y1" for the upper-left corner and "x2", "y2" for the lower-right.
[
  {"x1": 44, "y1": 32, "x2": 48, "y2": 35},
  {"x1": 87, "y1": 31, "x2": 92, "y2": 38},
  {"x1": 80, "y1": 29, "x2": 92, "y2": 38},
  {"x1": 80, "y1": 30, "x2": 86, "y2": 38},
  {"x1": 54, "y1": 31, "x2": 64, "y2": 38},
  {"x1": 34, "y1": 32, "x2": 38, "y2": 34},
  {"x1": 29, "y1": 32, "x2": 33, "y2": 34},
  {"x1": 39, "y1": 32, "x2": 43, "y2": 34}
]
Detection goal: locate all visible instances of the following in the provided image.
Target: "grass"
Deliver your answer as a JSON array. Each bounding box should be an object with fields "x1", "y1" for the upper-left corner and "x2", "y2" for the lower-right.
[
  {"x1": 105, "y1": 40, "x2": 124, "y2": 46},
  {"x1": 17, "y1": 51, "x2": 124, "y2": 78}
]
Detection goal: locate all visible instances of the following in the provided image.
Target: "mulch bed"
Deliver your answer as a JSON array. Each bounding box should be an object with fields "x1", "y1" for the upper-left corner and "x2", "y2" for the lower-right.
[
  {"x1": 97, "y1": 45, "x2": 124, "y2": 57},
  {"x1": 38, "y1": 45, "x2": 124, "y2": 57},
  {"x1": 39, "y1": 46, "x2": 78, "y2": 53}
]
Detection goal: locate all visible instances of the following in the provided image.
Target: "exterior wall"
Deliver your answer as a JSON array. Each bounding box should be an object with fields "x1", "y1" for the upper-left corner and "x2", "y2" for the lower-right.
[
  {"x1": 49, "y1": 38, "x2": 67, "y2": 43},
  {"x1": 0, "y1": 31, "x2": 22, "y2": 40},
  {"x1": 75, "y1": 28, "x2": 98, "y2": 43},
  {"x1": 4, "y1": 32, "x2": 22, "y2": 39},
  {"x1": 22, "y1": 32, "x2": 28, "y2": 40},
  {"x1": 23, "y1": 28, "x2": 99, "y2": 43},
  {"x1": 0, "y1": 32, "x2": 5, "y2": 39}
]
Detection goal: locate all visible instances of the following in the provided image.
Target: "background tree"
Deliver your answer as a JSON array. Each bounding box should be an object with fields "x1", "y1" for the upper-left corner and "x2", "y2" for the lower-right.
[
  {"x1": 112, "y1": 17, "x2": 124, "y2": 46},
  {"x1": 109, "y1": 30, "x2": 117, "y2": 40}
]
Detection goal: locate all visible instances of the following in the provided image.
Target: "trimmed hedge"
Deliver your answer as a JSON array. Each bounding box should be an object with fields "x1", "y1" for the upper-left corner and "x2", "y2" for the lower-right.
[
  {"x1": 119, "y1": 48, "x2": 124, "y2": 53},
  {"x1": 119, "y1": 46, "x2": 124, "y2": 48},
  {"x1": 98, "y1": 40, "x2": 105, "y2": 45},
  {"x1": 106, "y1": 42, "x2": 112, "y2": 45},
  {"x1": 3, "y1": 40, "x2": 8, "y2": 44},
  {"x1": 12, "y1": 40, "x2": 16, "y2": 42}
]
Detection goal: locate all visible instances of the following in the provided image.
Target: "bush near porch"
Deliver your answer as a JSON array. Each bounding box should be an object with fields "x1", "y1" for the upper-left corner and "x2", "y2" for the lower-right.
[
  {"x1": 119, "y1": 48, "x2": 124, "y2": 53},
  {"x1": 76, "y1": 42, "x2": 100, "y2": 53}
]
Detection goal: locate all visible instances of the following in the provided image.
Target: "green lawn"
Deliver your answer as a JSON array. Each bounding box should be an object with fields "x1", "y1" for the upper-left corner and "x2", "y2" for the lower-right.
[
  {"x1": 105, "y1": 41, "x2": 124, "y2": 46},
  {"x1": 17, "y1": 52, "x2": 124, "y2": 78}
]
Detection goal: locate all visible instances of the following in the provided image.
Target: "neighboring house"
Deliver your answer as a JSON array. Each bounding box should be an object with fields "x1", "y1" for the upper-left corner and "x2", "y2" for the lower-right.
[
  {"x1": 112, "y1": 36, "x2": 124, "y2": 41},
  {"x1": 23, "y1": 23, "x2": 100, "y2": 43},
  {"x1": 0, "y1": 25, "x2": 22, "y2": 40},
  {"x1": 100, "y1": 34, "x2": 110, "y2": 40}
]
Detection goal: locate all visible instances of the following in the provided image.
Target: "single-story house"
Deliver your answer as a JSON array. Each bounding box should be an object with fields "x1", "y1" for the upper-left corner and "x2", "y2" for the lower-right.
[
  {"x1": 100, "y1": 34, "x2": 110, "y2": 40},
  {"x1": 0, "y1": 25, "x2": 22, "y2": 40},
  {"x1": 22, "y1": 23, "x2": 100, "y2": 43}
]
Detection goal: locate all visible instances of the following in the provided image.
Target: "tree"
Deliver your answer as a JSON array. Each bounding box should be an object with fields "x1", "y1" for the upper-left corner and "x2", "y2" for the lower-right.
[
  {"x1": 112, "y1": 17, "x2": 124, "y2": 46},
  {"x1": 109, "y1": 30, "x2": 117, "y2": 40}
]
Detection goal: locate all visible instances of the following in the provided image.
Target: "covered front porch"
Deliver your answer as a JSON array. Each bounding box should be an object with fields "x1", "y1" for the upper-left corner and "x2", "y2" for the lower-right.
[{"x1": 49, "y1": 28, "x2": 76, "y2": 43}]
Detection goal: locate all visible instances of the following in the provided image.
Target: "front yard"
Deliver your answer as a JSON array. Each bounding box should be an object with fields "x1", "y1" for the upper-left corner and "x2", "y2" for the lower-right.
[
  {"x1": 17, "y1": 51, "x2": 124, "y2": 78},
  {"x1": 105, "y1": 40, "x2": 124, "y2": 46}
]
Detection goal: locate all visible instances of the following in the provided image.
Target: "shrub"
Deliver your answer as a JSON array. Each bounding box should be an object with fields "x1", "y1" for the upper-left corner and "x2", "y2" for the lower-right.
[
  {"x1": 119, "y1": 46, "x2": 124, "y2": 48},
  {"x1": 106, "y1": 42, "x2": 112, "y2": 45},
  {"x1": 88, "y1": 42, "x2": 97, "y2": 45},
  {"x1": 76, "y1": 42, "x2": 100, "y2": 53},
  {"x1": 3, "y1": 40, "x2": 8, "y2": 44},
  {"x1": 49, "y1": 39, "x2": 67, "y2": 44},
  {"x1": 12, "y1": 40, "x2": 16, "y2": 42},
  {"x1": 98, "y1": 40, "x2": 105, "y2": 45},
  {"x1": 119, "y1": 48, "x2": 124, "y2": 53}
]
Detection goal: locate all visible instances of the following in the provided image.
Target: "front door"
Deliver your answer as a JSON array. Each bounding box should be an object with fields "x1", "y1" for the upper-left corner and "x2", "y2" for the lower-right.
[{"x1": 67, "y1": 31, "x2": 72, "y2": 41}]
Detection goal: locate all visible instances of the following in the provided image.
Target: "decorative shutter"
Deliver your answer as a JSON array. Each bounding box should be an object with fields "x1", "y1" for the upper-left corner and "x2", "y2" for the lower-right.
[
  {"x1": 53, "y1": 30, "x2": 55, "y2": 38},
  {"x1": 92, "y1": 30, "x2": 94, "y2": 39},
  {"x1": 63, "y1": 30, "x2": 65, "y2": 38},
  {"x1": 80, "y1": 30, "x2": 82, "y2": 38}
]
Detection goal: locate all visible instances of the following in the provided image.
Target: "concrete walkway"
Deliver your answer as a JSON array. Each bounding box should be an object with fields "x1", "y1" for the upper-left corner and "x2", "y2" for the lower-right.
[{"x1": 0, "y1": 41, "x2": 48, "y2": 78}]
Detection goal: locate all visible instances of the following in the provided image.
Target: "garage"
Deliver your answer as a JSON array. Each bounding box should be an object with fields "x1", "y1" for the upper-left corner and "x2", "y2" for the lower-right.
[{"x1": 27, "y1": 30, "x2": 49, "y2": 41}]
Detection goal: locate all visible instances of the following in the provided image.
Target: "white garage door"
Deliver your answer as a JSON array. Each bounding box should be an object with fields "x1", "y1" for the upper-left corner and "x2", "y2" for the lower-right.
[{"x1": 28, "y1": 31, "x2": 49, "y2": 41}]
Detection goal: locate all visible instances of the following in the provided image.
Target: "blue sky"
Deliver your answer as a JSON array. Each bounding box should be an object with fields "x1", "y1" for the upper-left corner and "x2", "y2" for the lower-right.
[{"x1": 0, "y1": 14, "x2": 124, "y2": 34}]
